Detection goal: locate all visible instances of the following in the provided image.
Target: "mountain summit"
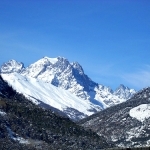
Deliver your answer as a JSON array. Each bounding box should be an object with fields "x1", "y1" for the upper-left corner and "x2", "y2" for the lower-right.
[
  {"x1": 0, "y1": 56, "x2": 136, "y2": 120},
  {"x1": 1, "y1": 59, "x2": 24, "y2": 73},
  {"x1": 114, "y1": 84, "x2": 136, "y2": 99}
]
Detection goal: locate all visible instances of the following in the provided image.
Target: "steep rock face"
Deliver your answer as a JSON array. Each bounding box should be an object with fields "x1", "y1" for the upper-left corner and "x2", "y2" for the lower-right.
[
  {"x1": 0, "y1": 57, "x2": 136, "y2": 120},
  {"x1": 79, "y1": 87, "x2": 150, "y2": 148}
]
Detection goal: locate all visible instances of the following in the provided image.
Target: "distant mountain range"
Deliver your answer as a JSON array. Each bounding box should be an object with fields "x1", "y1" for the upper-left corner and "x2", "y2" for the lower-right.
[
  {"x1": 0, "y1": 57, "x2": 150, "y2": 149},
  {"x1": 0, "y1": 56, "x2": 136, "y2": 120}
]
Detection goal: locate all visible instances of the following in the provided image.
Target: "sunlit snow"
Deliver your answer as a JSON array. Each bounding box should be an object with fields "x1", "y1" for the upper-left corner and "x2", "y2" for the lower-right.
[
  {"x1": 2, "y1": 73, "x2": 97, "y2": 117},
  {"x1": 129, "y1": 104, "x2": 150, "y2": 122},
  {"x1": 45, "y1": 56, "x2": 58, "y2": 64},
  {"x1": 0, "y1": 57, "x2": 136, "y2": 120}
]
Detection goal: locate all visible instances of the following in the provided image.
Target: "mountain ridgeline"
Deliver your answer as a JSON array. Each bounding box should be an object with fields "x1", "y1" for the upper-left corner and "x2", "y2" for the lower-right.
[
  {"x1": 0, "y1": 74, "x2": 112, "y2": 149},
  {"x1": 0, "y1": 57, "x2": 136, "y2": 120},
  {"x1": 0, "y1": 57, "x2": 150, "y2": 149}
]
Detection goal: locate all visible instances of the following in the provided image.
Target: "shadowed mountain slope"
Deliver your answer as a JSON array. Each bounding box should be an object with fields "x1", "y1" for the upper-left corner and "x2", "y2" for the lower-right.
[
  {"x1": 79, "y1": 87, "x2": 150, "y2": 148},
  {"x1": 0, "y1": 75, "x2": 112, "y2": 150}
]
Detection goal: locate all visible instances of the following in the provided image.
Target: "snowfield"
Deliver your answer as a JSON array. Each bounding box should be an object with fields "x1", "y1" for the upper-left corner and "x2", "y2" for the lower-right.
[
  {"x1": 129, "y1": 104, "x2": 150, "y2": 122},
  {"x1": 2, "y1": 73, "x2": 100, "y2": 118}
]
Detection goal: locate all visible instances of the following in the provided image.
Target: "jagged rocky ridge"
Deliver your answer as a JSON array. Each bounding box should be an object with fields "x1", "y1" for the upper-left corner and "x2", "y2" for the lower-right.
[
  {"x1": 0, "y1": 75, "x2": 112, "y2": 150},
  {"x1": 79, "y1": 87, "x2": 150, "y2": 148},
  {"x1": 0, "y1": 57, "x2": 136, "y2": 120}
]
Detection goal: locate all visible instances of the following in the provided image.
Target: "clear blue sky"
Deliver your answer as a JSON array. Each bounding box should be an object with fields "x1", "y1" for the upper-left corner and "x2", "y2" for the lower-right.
[{"x1": 0, "y1": 0, "x2": 150, "y2": 90}]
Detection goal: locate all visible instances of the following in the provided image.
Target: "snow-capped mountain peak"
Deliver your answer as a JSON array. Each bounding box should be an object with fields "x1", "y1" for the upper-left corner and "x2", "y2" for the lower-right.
[
  {"x1": 1, "y1": 59, "x2": 24, "y2": 74},
  {"x1": 43, "y1": 56, "x2": 58, "y2": 64},
  {"x1": 0, "y1": 56, "x2": 136, "y2": 120},
  {"x1": 117, "y1": 84, "x2": 128, "y2": 90},
  {"x1": 114, "y1": 84, "x2": 136, "y2": 99},
  {"x1": 21, "y1": 57, "x2": 51, "y2": 78},
  {"x1": 71, "y1": 62, "x2": 84, "y2": 75}
]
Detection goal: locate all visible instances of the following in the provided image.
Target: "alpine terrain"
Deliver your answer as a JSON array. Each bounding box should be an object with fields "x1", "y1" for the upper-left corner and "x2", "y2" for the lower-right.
[
  {"x1": 79, "y1": 87, "x2": 150, "y2": 148},
  {"x1": 0, "y1": 75, "x2": 112, "y2": 150},
  {"x1": 0, "y1": 57, "x2": 136, "y2": 120}
]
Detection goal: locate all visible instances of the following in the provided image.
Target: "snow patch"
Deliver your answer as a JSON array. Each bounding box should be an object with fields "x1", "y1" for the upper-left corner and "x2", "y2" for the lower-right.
[
  {"x1": 0, "y1": 110, "x2": 6, "y2": 116},
  {"x1": 45, "y1": 57, "x2": 58, "y2": 64},
  {"x1": 7, "y1": 126, "x2": 29, "y2": 144},
  {"x1": 129, "y1": 104, "x2": 150, "y2": 122}
]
